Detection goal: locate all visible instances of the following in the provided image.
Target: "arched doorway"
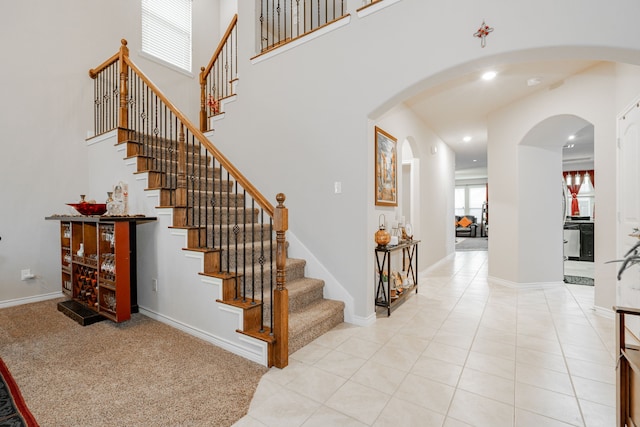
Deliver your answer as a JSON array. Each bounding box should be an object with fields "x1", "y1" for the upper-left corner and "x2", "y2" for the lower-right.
[{"x1": 518, "y1": 115, "x2": 594, "y2": 284}]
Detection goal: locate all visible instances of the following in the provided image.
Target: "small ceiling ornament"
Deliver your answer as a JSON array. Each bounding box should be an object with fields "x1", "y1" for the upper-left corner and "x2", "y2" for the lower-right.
[{"x1": 474, "y1": 20, "x2": 494, "y2": 48}]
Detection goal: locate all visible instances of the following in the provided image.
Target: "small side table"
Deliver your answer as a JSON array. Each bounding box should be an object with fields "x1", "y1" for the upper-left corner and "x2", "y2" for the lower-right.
[{"x1": 374, "y1": 240, "x2": 419, "y2": 316}]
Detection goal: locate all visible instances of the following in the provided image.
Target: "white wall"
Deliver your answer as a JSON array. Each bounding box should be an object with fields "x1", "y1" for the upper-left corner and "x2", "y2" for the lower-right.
[
  {"x1": 0, "y1": 0, "x2": 219, "y2": 305},
  {"x1": 486, "y1": 63, "x2": 625, "y2": 310},
  {"x1": 376, "y1": 105, "x2": 456, "y2": 271}
]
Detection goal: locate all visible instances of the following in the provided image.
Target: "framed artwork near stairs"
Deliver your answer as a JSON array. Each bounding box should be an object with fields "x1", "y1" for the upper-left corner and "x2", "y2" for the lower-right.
[{"x1": 375, "y1": 126, "x2": 398, "y2": 206}]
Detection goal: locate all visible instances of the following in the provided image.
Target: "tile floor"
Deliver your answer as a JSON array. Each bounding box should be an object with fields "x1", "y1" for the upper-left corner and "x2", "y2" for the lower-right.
[
  {"x1": 564, "y1": 260, "x2": 595, "y2": 279},
  {"x1": 233, "y1": 251, "x2": 616, "y2": 427}
]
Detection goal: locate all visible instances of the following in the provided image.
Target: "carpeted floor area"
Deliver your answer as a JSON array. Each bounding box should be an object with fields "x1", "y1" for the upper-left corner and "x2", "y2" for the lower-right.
[
  {"x1": 0, "y1": 298, "x2": 267, "y2": 426},
  {"x1": 455, "y1": 237, "x2": 488, "y2": 251}
]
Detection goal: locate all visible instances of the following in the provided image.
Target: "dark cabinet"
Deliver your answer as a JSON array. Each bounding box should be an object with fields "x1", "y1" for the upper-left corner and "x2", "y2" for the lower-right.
[
  {"x1": 579, "y1": 223, "x2": 594, "y2": 262},
  {"x1": 563, "y1": 221, "x2": 594, "y2": 262}
]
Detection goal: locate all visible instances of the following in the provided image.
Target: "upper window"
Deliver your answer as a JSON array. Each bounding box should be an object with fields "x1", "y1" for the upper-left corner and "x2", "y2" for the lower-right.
[{"x1": 141, "y1": 0, "x2": 192, "y2": 73}]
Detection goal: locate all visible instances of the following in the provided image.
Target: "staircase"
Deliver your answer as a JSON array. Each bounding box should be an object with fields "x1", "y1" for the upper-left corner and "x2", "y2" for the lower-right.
[{"x1": 118, "y1": 128, "x2": 344, "y2": 357}]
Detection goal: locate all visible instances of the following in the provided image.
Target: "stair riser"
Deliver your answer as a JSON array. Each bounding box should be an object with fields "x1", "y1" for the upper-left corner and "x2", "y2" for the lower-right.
[
  {"x1": 233, "y1": 260, "x2": 305, "y2": 294},
  {"x1": 183, "y1": 208, "x2": 260, "y2": 226},
  {"x1": 289, "y1": 308, "x2": 344, "y2": 355},
  {"x1": 261, "y1": 286, "x2": 324, "y2": 322},
  {"x1": 208, "y1": 224, "x2": 273, "y2": 246},
  {"x1": 136, "y1": 158, "x2": 214, "y2": 176},
  {"x1": 220, "y1": 244, "x2": 276, "y2": 271},
  {"x1": 186, "y1": 191, "x2": 244, "y2": 206},
  {"x1": 126, "y1": 140, "x2": 209, "y2": 160},
  {"x1": 160, "y1": 186, "x2": 239, "y2": 206}
]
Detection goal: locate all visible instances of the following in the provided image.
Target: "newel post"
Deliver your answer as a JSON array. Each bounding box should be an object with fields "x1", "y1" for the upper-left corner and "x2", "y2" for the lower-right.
[
  {"x1": 199, "y1": 67, "x2": 207, "y2": 132},
  {"x1": 118, "y1": 39, "x2": 129, "y2": 129},
  {"x1": 273, "y1": 193, "x2": 289, "y2": 368}
]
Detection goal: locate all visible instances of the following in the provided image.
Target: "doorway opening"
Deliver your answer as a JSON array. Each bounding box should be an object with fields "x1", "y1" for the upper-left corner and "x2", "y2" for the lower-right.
[{"x1": 562, "y1": 124, "x2": 595, "y2": 285}]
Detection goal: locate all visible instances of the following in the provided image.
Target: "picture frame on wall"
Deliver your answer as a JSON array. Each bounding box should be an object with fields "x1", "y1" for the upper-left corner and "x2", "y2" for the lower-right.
[{"x1": 375, "y1": 126, "x2": 398, "y2": 206}]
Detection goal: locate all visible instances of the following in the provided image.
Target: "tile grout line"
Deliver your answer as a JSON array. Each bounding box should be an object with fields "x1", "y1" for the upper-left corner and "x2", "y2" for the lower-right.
[
  {"x1": 440, "y1": 252, "x2": 491, "y2": 424},
  {"x1": 543, "y1": 284, "x2": 588, "y2": 427}
]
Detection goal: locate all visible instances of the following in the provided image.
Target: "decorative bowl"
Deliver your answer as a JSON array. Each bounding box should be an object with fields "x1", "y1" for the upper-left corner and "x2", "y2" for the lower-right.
[{"x1": 67, "y1": 203, "x2": 107, "y2": 216}]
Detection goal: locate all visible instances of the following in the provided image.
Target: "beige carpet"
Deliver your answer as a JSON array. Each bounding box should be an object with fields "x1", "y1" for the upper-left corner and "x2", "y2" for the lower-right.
[{"x1": 0, "y1": 298, "x2": 267, "y2": 426}]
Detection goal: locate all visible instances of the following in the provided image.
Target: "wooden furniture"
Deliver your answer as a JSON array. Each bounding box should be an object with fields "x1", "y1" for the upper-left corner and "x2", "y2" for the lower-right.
[
  {"x1": 615, "y1": 306, "x2": 640, "y2": 426},
  {"x1": 375, "y1": 240, "x2": 419, "y2": 316},
  {"x1": 46, "y1": 216, "x2": 155, "y2": 325}
]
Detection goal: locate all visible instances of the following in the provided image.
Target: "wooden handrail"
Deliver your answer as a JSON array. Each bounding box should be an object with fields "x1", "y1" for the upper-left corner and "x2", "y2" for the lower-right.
[
  {"x1": 200, "y1": 14, "x2": 238, "y2": 85},
  {"x1": 123, "y1": 55, "x2": 274, "y2": 217},
  {"x1": 199, "y1": 15, "x2": 238, "y2": 131},
  {"x1": 88, "y1": 51, "x2": 119, "y2": 79}
]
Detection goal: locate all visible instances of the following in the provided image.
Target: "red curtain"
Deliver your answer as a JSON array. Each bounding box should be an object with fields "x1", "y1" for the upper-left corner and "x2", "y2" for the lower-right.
[
  {"x1": 563, "y1": 171, "x2": 582, "y2": 216},
  {"x1": 562, "y1": 170, "x2": 594, "y2": 216}
]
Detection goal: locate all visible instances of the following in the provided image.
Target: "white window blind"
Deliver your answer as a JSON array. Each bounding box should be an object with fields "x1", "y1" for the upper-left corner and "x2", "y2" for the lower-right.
[{"x1": 141, "y1": 0, "x2": 192, "y2": 73}]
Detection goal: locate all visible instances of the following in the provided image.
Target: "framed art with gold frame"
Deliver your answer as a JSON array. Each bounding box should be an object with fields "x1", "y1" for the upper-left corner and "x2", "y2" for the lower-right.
[{"x1": 375, "y1": 126, "x2": 397, "y2": 206}]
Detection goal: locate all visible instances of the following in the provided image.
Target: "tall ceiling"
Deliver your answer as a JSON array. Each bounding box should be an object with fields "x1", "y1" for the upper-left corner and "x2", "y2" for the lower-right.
[{"x1": 403, "y1": 60, "x2": 601, "y2": 181}]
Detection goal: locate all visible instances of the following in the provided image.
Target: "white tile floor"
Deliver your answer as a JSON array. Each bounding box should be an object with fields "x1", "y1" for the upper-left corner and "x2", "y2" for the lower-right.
[
  {"x1": 234, "y1": 251, "x2": 616, "y2": 427},
  {"x1": 564, "y1": 260, "x2": 595, "y2": 279}
]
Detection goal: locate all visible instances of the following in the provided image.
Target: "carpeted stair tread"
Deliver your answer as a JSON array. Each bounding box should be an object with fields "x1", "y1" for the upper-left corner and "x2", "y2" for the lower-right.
[
  {"x1": 283, "y1": 277, "x2": 325, "y2": 313},
  {"x1": 260, "y1": 276, "x2": 325, "y2": 319},
  {"x1": 288, "y1": 299, "x2": 345, "y2": 354}
]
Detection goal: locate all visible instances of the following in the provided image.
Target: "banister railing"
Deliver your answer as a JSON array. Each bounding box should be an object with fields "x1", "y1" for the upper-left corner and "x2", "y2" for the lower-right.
[
  {"x1": 200, "y1": 14, "x2": 238, "y2": 132},
  {"x1": 89, "y1": 39, "x2": 288, "y2": 368},
  {"x1": 259, "y1": 0, "x2": 346, "y2": 53}
]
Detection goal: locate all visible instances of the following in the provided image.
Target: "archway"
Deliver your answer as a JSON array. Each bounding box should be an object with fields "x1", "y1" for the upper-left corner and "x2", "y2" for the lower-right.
[
  {"x1": 401, "y1": 138, "x2": 420, "y2": 241},
  {"x1": 518, "y1": 115, "x2": 594, "y2": 284}
]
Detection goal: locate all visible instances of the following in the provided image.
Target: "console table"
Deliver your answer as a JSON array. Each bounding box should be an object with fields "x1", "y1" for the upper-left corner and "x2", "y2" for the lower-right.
[{"x1": 375, "y1": 240, "x2": 419, "y2": 316}]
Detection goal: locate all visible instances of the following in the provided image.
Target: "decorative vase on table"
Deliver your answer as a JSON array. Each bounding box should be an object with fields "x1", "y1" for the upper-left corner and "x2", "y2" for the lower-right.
[{"x1": 375, "y1": 214, "x2": 391, "y2": 247}]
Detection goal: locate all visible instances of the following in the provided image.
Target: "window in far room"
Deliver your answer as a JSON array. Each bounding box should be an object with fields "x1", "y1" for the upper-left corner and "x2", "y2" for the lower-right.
[
  {"x1": 455, "y1": 185, "x2": 486, "y2": 218},
  {"x1": 467, "y1": 186, "x2": 485, "y2": 219},
  {"x1": 141, "y1": 0, "x2": 193, "y2": 73},
  {"x1": 455, "y1": 188, "x2": 465, "y2": 216}
]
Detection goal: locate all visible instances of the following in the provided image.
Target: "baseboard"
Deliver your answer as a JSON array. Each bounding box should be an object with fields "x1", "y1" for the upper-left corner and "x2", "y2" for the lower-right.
[
  {"x1": 593, "y1": 305, "x2": 614, "y2": 319},
  {"x1": 138, "y1": 306, "x2": 267, "y2": 366},
  {"x1": 0, "y1": 292, "x2": 64, "y2": 309},
  {"x1": 349, "y1": 312, "x2": 376, "y2": 327}
]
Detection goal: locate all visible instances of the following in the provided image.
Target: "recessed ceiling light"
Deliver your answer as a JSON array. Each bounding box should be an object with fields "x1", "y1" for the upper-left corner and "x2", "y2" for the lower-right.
[
  {"x1": 568, "y1": 135, "x2": 575, "y2": 140},
  {"x1": 482, "y1": 71, "x2": 497, "y2": 81},
  {"x1": 473, "y1": 159, "x2": 477, "y2": 162},
  {"x1": 463, "y1": 136, "x2": 472, "y2": 142},
  {"x1": 527, "y1": 77, "x2": 542, "y2": 87}
]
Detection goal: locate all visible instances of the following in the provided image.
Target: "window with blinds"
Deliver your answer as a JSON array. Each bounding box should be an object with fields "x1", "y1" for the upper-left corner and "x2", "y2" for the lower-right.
[{"x1": 141, "y1": 0, "x2": 192, "y2": 73}]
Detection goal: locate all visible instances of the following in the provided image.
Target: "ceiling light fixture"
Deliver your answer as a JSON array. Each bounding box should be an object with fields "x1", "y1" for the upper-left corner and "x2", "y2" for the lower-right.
[
  {"x1": 527, "y1": 77, "x2": 541, "y2": 87},
  {"x1": 564, "y1": 143, "x2": 575, "y2": 149},
  {"x1": 568, "y1": 135, "x2": 575, "y2": 140},
  {"x1": 482, "y1": 71, "x2": 497, "y2": 81},
  {"x1": 463, "y1": 136, "x2": 472, "y2": 142}
]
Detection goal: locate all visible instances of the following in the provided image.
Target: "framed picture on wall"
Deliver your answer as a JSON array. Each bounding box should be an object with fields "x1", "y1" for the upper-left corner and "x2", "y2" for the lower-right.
[{"x1": 375, "y1": 126, "x2": 398, "y2": 206}]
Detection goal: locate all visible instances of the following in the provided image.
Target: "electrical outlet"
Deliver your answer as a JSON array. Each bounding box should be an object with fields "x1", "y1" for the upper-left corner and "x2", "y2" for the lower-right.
[
  {"x1": 152, "y1": 278, "x2": 158, "y2": 292},
  {"x1": 21, "y1": 269, "x2": 34, "y2": 281}
]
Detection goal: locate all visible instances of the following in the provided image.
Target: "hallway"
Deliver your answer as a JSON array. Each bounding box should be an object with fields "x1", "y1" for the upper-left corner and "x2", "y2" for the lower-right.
[{"x1": 235, "y1": 251, "x2": 615, "y2": 426}]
